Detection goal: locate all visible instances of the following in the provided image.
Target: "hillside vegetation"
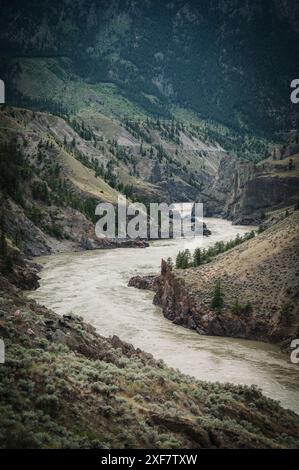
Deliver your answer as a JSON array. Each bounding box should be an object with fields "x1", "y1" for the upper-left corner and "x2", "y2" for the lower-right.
[
  {"x1": 0, "y1": 269, "x2": 299, "y2": 449},
  {"x1": 1, "y1": 0, "x2": 298, "y2": 140}
]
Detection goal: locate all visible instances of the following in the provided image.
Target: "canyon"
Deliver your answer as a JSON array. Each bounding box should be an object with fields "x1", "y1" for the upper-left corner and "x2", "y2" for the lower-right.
[{"x1": 0, "y1": 0, "x2": 299, "y2": 450}]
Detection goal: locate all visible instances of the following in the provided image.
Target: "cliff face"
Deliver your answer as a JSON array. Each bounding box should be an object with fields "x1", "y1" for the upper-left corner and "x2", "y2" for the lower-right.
[
  {"x1": 203, "y1": 154, "x2": 255, "y2": 218},
  {"x1": 205, "y1": 150, "x2": 299, "y2": 223},
  {"x1": 141, "y1": 212, "x2": 299, "y2": 346},
  {"x1": 228, "y1": 175, "x2": 299, "y2": 222}
]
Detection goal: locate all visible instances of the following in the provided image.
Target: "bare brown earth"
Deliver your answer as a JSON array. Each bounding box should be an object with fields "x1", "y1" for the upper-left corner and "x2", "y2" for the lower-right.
[{"x1": 133, "y1": 212, "x2": 299, "y2": 346}]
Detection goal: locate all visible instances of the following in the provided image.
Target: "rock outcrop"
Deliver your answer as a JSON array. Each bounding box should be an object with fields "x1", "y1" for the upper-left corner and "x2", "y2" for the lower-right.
[
  {"x1": 128, "y1": 275, "x2": 158, "y2": 291},
  {"x1": 0, "y1": 245, "x2": 40, "y2": 290}
]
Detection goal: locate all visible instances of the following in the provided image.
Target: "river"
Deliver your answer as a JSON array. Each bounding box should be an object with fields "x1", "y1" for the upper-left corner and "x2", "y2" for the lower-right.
[{"x1": 29, "y1": 218, "x2": 299, "y2": 414}]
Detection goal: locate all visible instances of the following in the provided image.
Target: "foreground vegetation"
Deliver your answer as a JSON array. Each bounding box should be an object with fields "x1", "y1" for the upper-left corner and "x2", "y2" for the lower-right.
[{"x1": 0, "y1": 270, "x2": 299, "y2": 449}]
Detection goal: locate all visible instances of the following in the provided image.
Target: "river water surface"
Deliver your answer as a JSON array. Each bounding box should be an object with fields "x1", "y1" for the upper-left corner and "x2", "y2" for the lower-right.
[{"x1": 29, "y1": 218, "x2": 299, "y2": 413}]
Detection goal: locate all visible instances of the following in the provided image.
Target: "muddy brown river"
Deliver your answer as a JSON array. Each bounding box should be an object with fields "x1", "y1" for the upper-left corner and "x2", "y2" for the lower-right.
[{"x1": 29, "y1": 218, "x2": 299, "y2": 413}]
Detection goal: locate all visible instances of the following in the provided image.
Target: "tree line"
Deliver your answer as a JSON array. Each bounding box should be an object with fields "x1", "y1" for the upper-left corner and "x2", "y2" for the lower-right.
[{"x1": 173, "y1": 231, "x2": 256, "y2": 270}]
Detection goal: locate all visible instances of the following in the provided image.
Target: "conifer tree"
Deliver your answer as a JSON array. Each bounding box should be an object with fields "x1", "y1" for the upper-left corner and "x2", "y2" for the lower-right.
[
  {"x1": 211, "y1": 280, "x2": 224, "y2": 311},
  {"x1": 193, "y1": 248, "x2": 202, "y2": 267}
]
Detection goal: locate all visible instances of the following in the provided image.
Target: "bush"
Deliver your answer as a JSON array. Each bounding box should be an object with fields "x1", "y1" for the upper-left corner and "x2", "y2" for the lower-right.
[
  {"x1": 36, "y1": 394, "x2": 59, "y2": 416},
  {"x1": 232, "y1": 298, "x2": 242, "y2": 315},
  {"x1": 232, "y1": 299, "x2": 253, "y2": 315}
]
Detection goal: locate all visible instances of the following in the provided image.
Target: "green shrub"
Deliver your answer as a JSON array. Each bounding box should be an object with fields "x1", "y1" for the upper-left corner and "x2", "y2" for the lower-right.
[{"x1": 231, "y1": 298, "x2": 253, "y2": 315}]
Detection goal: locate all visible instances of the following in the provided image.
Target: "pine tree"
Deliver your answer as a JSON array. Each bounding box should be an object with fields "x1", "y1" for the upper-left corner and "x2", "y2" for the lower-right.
[
  {"x1": 211, "y1": 280, "x2": 224, "y2": 311},
  {"x1": 0, "y1": 212, "x2": 13, "y2": 273},
  {"x1": 176, "y1": 250, "x2": 190, "y2": 269},
  {"x1": 181, "y1": 249, "x2": 191, "y2": 269},
  {"x1": 176, "y1": 251, "x2": 183, "y2": 269},
  {"x1": 193, "y1": 248, "x2": 202, "y2": 267}
]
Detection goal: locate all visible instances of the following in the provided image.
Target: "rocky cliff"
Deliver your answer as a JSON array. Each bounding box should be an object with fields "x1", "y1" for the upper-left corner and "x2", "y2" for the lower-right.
[{"x1": 205, "y1": 141, "x2": 299, "y2": 223}]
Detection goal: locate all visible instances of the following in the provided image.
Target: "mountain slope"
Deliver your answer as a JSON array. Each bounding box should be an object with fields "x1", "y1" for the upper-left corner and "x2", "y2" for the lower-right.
[
  {"x1": 1, "y1": 0, "x2": 297, "y2": 158},
  {"x1": 0, "y1": 106, "x2": 127, "y2": 255},
  {"x1": 3, "y1": 0, "x2": 298, "y2": 224}
]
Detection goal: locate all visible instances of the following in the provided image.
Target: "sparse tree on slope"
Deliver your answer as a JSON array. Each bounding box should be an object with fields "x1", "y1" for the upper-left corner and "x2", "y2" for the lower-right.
[{"x1": 211, "y1": 280, "x2": 224, "y2": 312}]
